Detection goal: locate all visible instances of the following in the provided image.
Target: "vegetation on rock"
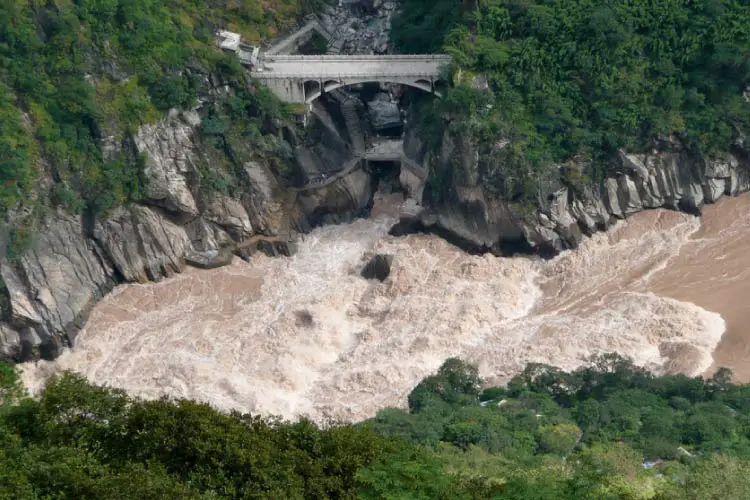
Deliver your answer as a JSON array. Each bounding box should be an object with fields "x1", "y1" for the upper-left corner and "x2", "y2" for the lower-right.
[
  {"x1": 0, "y1": 0, "x2": 306, "y2": 232},
  {"x1": 4, "y1": 355, "x2": 750, "y2": 498},
  {"x1": 393, "y1": 0, "x2": 750, "y2": 201}
]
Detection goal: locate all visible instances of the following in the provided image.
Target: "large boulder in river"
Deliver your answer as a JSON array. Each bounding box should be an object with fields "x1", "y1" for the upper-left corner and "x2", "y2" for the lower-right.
[
  {"x1": 361, "y1": 254, "x2": 393, "y2": 282},
  {"x1": 367, "y1": 98, "x2": 401, "y2": 130}
]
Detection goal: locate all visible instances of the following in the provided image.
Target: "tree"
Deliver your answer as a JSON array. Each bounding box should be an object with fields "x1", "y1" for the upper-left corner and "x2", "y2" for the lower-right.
[
  {"x1": 0, "y1": 362, "x2": 23, "y2": 406},
  {"x1": 356, "y1": 445, "x2": 458, "y2": 500},
  {"x1": 539, "y1": 423, "x2": 581, "y2": 456},
  {"x1": 408, "y1": 358, "x2": 482, "y2": 413}
]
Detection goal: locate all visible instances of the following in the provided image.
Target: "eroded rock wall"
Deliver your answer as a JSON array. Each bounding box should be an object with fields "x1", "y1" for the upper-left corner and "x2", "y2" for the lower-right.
[
  {"x1": 0, "y1": 103, "x2": 298, "y2": 361},
  {"x1": 405, "y1": 126, "x2": 750, "y2": 256},
  {"x1": 0, "y1": 78, "x2": 393, "y2": 361}
]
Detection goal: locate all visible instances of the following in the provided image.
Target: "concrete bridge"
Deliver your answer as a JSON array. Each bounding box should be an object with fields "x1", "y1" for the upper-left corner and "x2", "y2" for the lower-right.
[{"x1": 250, "y1": 54, "x2": 451, "y2": 103}]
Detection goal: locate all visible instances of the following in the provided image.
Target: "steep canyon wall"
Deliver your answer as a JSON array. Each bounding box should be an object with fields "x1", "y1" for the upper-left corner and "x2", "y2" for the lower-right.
[
  {"x1": 403, "y1": 124, "x2": 750, "y2": 257},
  {"x1": 2, "y1": 50, "x2": 749, "y2": 364},
  {"x1": 0, "y1": 87, "x2": 375, "y2": 362}
]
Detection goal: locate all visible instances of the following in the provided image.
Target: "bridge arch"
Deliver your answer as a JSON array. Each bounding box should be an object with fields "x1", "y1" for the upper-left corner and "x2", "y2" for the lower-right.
[
  {"x1": 303, "y1": 80, "x2": 321, "y2": 97},
  {"x1": 304, "y1": 78, "x2": 443, "y2": 103}
]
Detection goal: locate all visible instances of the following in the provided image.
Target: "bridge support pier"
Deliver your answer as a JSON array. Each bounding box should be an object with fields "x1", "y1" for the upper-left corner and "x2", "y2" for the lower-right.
[{"x1": 257, "y1": 78, "x2": 307, "y2": 104}]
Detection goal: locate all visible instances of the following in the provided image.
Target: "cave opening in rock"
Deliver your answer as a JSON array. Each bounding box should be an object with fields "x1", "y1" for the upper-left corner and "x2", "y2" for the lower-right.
[{"x1": 368, "y1": 160, "x2": 403, "y2": 195}]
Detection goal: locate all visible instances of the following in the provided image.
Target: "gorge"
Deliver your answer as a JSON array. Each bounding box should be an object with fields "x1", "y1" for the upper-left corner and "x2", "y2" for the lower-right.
[
  {"x1": 18, "y1": 192, "x2": 750, "y2": 423},
  {"x1": 1, "y1": 0, "x2": 749, "y2": 422}
]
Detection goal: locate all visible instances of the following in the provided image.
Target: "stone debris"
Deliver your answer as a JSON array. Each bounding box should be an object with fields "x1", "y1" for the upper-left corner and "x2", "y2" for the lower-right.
[{"x1": 319, "y1": 0, "x2": 397, "y2": 55}]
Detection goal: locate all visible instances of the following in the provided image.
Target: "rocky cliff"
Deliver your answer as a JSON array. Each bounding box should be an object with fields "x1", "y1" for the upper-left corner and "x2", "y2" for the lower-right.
[
  {"x1": 0, "y1": 76, "x2": 390, "y2": 362},
  {"x1": 402, "y1": 126, "x2": 750, "y2": 257},
  {"x1": 0, "y1": 110, "x2": 263, "y2": 360}
]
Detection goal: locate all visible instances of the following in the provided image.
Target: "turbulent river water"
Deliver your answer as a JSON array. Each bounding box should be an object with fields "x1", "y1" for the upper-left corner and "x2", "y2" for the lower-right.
[{"x1": 20, "y1": 193, "x2": 750, "y2": 423}]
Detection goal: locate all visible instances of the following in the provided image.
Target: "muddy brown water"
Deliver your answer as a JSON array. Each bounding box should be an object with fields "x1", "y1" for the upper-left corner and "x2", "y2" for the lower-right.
[{"x1": 20, "y1": 194, "x2": 750, "y2": 422}]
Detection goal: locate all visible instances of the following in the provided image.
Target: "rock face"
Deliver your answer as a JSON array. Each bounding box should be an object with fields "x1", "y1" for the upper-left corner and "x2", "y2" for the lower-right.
[
  {"x1": 202, "y1": 194, "x2": 254, "y2": 240},
  {"x1": 135, "y1": 112, "x2": 200, "y2": 218},
  {"x1": 404, "y1": 127, "x2": 750, "y2": 256},
  {"x1": 0, "y1": 325, "x2": 20, "y2": 360},
  {"x1": 361, "y1": 254, "x2": 393, "y2": 281},
  {"x1": 319, "y1": 1, "x2": 397, "y2": 55},
  {"x1": 184, "y1": 248, "x2": 235, "y2": 269},
  {"x1": 93, "y1": 205, "x2": 190, "y2": 283},
  {"x1": 296, "y1": 167, "x2": 373, "y2": 226},
  {"x1": 0, "y1": 212, "x2": 117, "y2": 359},
  {"x1": 367, "y1": 98, "x2": 401, "y2": 130},
  {"x1": 0, "y1": 103, "x2": 296, "y2": 361}
]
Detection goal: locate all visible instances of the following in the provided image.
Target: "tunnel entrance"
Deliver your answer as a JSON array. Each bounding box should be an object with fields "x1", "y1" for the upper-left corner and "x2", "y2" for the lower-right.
[{"x1": 367, "y1": 160, "x2": 403, "y2": 195}]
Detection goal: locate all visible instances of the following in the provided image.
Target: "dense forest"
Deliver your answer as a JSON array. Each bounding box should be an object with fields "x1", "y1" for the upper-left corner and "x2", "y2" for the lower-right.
[
  {"x1": 392, "y1": 0, "x2": 750, "y2": 200},
  {"x1": 0, "y1": 0, "x2": 307, "y2": 254},
  {"x1": 3, "y1": 356, "x2": 750, "y2": 498}
]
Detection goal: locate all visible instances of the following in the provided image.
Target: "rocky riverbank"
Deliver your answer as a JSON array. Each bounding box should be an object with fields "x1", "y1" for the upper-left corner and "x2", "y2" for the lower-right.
[
  {"x1": 400, "y1": 126, "x2": 750, "y2": 257},
  {"x1": 0, "y1": 96, "x2": 374, "y2": 362},
  {"x1": 0, "y1": 0, "x2": 412, "y2": 363}
]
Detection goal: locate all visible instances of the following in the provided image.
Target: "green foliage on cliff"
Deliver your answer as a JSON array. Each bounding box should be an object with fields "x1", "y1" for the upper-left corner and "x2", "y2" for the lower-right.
[
  {"x1": 5, "y1": 356, "x2": 750, "y2": 498},
  {"x1": 392, "y1": 0, "x2": 750, "y2": 200},
  {"x1": 0, "y1": 0, "x2": 305, "y2": 221}
]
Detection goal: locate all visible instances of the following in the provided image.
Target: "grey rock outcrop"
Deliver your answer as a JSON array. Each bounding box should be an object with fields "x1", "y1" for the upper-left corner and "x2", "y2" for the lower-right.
[
  {"x1": 407, "y1": 131, "x2": 750, "y2": 256},
  {"x1": 367, "y1": 98, "x2": 401, "y2": 130},
  {"x1": 361, "y1": 254, "x2": 393, "y2": 281},
  {"x1": 0, "y1": 325, "x2": 21, "y2": 360},
  {"x1": 135, "y1": 112, "x2": 200, "y2": 218},
  {"x1": 0, "y1": 105, "x2": 295, "y2": 361},
  {"x1": 319, "y1": 0, "x2": 396, "y2": 55},
  {"x1": 241, "y1": 161, "x2": 286, "y2": 234},
  {"x1": 203, "y1": 194, "x2": 254, "y2": 240},
  {"x1": 297, "y1": 167, "x2": 373, "y2": 225},
  {"x1": 184, "y1": 248, "x2": 235, "y2": 269},
  {"x1": 1, "y1": 212, "x2": 117, "y2": 359},
  {"x1": 93, "y1": 205, "x2": 189, "y2": 283}
]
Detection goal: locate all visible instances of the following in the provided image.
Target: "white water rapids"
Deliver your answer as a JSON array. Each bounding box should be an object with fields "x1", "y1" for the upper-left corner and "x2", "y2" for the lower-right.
[{"x1": 20, "y1": 193, "x2": 750, "y2": 423}]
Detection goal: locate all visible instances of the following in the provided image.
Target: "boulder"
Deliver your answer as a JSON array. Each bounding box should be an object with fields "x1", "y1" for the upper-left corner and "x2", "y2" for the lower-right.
[
  {"x1": 203, "y1": 193, "x2": 253, "y2": 240},
  {"x1": 185, "y1": 249, "x2": 235, "y2": 269},
  {"x1": 361, "y1": 254, "x2": 393, "y2": 281},
  {"x1": 185, "y1": 217, "x2": 232, "y2": 254},
  {"x1": 0, "y1": 325, "x2": 21, "y2": 360},
  {"x1": 297, "y1": 168, "x2": 373, "y2": 227},
  {"x1": 367, "y1": 99, "x2": 401, "y2": 130},
  {"x1": 235, "y1": 239, "x2": 298, "y2": 260}
]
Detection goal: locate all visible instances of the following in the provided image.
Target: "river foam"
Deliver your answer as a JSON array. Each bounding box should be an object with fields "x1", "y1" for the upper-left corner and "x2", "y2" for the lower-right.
[{"x1": 21, "y1": 196, "x2": 740, "y2": 422}]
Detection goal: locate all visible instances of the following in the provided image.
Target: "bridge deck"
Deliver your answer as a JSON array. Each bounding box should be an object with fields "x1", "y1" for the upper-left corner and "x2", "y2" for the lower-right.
[{"x1": 253, "y1": 55, "x2": 450, "y2": 80}]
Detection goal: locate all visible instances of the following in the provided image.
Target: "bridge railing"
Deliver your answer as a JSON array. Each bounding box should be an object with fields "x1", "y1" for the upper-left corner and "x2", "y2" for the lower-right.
[
  {"x1": 262, "y1": 54, "x2": 452, "y2": 61},
  {"x1": 250, "y1": 72, "x2": 442, "y2": 79}
]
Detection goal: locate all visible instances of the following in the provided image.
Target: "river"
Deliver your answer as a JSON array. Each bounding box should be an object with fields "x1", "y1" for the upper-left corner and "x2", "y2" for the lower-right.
[{"x1": 20, "y1": 193, "x2": 750, "y2": 422}]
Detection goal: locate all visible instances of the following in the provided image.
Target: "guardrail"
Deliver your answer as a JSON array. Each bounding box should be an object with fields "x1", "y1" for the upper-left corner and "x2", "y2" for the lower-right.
[
  {"x1": 263, "y1": 54, "x2": 452, "y2": 61},
  {"x1": 250, "y1": 72, "x2": 440, "y2": 79}
]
